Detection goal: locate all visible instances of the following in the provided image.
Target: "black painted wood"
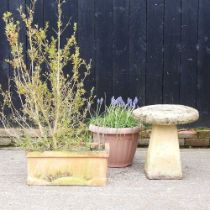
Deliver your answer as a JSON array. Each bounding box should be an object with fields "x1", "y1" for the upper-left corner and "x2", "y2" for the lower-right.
[
  {"x1": 1, "y1": 0, "x2": 210, "y2": 126},
  {"x1": 9, "y1": 0, "x2": 26, "y2": 67},
  {"x1": 61, "y1": 0, "x2": 78, "y2": 47},
  {"x1": 0, "y1": 0, "x2": 9, "y2": 90},
  {"x1": 30, "y1": 0, "x2": 44, "y2": 26},
  {"x1": 78, "y1": 0, "x2": 95, "y2": 92},
  {"x1": 25, "y1": 0, "x2": 44, "y2": 73},
  {"x1": 61, "y1": 0, "x2": 78, "y2": 75},
  {"x1": 113, "y1": 0, "x2": 129, "y2": 99},
  {"x1": 95, "y1": 0, "x2": 113, "y2": 101},
  {"x1": 163, "y1": 0, "x2": 181, "y2": 104},
  {"x1": 197, "y1": 0, "x2": 210, "y2": 126},
  {"x1": 9, "y1": 0, "x2": 26, "y2": 50},
  {"x1": 8, "y1": 0, "x2": 26, "y2": 109},
  {"x1": 180, "y1": 0, "x2": 198, "y2": 107},
  {"x1": 146, "y1": 0, "x2": 164, "y2": 104},
  {"x1": 129, "y1": 0, "x2": 146, "y2": 106},
  {"x1": 43, "y1": 0, "x2": 57, "y2": 39}
]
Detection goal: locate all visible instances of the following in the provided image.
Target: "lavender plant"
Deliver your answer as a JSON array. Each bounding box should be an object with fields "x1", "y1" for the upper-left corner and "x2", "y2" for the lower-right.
[
  {"x1": 0, "y1": 0, "x2": 94, "y2": 151},
  {"x1": 90, "y1": 97, "x2": 139, "y2": 128}
]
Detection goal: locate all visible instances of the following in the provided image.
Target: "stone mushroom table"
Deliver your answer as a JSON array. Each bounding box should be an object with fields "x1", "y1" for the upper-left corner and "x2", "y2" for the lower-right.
[{"x1": 133, "y1": 104, "x2": 199, "y2": 180}]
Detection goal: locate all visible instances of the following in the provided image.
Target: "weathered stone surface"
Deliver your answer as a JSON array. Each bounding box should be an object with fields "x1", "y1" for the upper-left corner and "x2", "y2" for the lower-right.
[
  {"x1": 134, "y1": 105, "x2": 199, "y2": 180},
  {"x1": 145, "y1": 125, "x2": 182, "y2": 179},
  {"x1": 27, "y1": 148, "x2": 109, "y2": 186},
  {"x1": 138, "y1": 138, "x2": 185, "y2": 146},
  {"x1": 0, "y1": 128, "x2": 41, "y2": 137},
  {"x1": 0, "y1": 138, "x2": 13, "y2": 146},
  {"x1": 133, "y1": 104, "x2": 199, "y2": 125},
  {"x1": 0, "y1": 128, "x2": 22, "y2": 137}
]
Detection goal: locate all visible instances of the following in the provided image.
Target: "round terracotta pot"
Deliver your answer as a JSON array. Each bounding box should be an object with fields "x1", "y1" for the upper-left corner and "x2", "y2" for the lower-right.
[{"x1": 89, "y1": 124, "x2": 141, "y2": 168}]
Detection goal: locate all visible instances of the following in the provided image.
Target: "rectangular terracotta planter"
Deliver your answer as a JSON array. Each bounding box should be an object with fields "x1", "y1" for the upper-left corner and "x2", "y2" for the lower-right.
[{"x1": 27, "y1": 144, "x2": 109, "y2": 186}]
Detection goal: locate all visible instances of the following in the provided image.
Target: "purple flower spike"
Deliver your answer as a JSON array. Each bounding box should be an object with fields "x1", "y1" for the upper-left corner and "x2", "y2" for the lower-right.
[
  {"x1": 100, "y1": 97, "x2": 104, "y2": 105},
  {"x1": 116, "y1": 97, "x2": 125, "y2": 106},
  {"x1": 133, "y1": 97, "x2": 138, "y2": 104},
  {"x1": 127, "y1": 97, "x2": 133, "y2": 108},
  {"x1": 132, "y1": 97, "x2": 138, "y2": 108},
  {"x1": 111, "y1": 96, "x2": 116, "y2": 106},
  {"x1": 97, "y1": 98, "x2": 100, "y2": 104}
]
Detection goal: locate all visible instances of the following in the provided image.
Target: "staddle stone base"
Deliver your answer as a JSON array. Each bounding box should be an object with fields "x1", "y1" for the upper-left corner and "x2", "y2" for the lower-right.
[{"x1": 145, "y1": 125, "x2": 182, "y2": 180}]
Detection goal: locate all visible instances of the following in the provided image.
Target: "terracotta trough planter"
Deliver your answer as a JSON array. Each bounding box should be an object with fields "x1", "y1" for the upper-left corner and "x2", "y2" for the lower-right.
[
  {"x1": 89, "y1": 125, "x2": 140, "y2": 168},
  {"x1": 27, "y1": 144, "x2": 109, "y2": 186}
]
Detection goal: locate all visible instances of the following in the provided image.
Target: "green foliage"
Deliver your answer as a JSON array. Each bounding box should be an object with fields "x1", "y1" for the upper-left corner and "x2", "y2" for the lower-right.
[
  {"x1": 0, "y1": 0, "x2": 94, "y2": 151},
  {"x1": 90, "y1": 97, "x2": 139, "y2": 128}
]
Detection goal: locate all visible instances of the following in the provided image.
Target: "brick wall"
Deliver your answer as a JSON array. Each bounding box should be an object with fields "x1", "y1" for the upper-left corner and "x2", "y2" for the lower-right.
[
  {"x1": 0, "y1": 128, "x2": 210, "y2": 147},
  {"x1": 139, "y1": 129, "x2": 210, "y2": 147}
]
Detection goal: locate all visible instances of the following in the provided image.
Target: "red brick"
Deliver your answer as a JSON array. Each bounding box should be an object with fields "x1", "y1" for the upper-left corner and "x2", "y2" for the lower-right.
[
  {"x1": 140, "y1": 130, "x2": 151, "y2": 139},
  {"x1": 179, "y1": 138, "x2": 185, "y2": 146},
  {"x1": 185, "y1": 139, "x2": 209, "y2": 147},
  {"x1": 178, "y1": 130, "x2": 197, "y2": 139},
  {"x1": 138, "y1": 138, "x2": 149, "y2": 146},
  {"x1": 197, "y1": 130, "x2": 210, "y2": 139}
]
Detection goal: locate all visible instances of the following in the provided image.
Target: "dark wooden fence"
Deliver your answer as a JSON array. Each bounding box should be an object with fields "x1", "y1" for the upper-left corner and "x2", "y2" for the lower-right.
[{"x1": 0, "y1": 0, "x2": 210, "y2": 126}]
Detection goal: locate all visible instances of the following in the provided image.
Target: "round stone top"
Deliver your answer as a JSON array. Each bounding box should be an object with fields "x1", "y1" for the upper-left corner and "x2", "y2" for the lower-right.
[{"x1": 133, "y1": 104, "x2": 199, "y2": 125}]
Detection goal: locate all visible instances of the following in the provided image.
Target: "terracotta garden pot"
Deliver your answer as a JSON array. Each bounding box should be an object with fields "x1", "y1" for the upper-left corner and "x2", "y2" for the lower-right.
[
  {"x1": 27, "y1": 143, "x2": 109, "y2": 186},
  {"x1": 89, "y1": 125, "x2": 140, "y2": 168}
]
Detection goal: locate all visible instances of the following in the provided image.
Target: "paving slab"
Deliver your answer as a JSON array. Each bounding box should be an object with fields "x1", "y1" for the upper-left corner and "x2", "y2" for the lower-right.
[{"x1": 0, "y1": 148, "x2": 210, "y2": 210}]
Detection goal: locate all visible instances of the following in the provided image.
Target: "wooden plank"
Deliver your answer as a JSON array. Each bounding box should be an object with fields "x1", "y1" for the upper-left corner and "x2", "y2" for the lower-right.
[
  {"x1": 43, "y1": 0, "x2": 57, "y2": 39},
  {"x1": 95, "y1": 0, "x2": 113, "y2": 101},
  {"x1": 129, "y1": 0, "x2": 146, "y2": 105},
  {"x1": 78, "y1": 0, "x2": 95, "y2": 93},
  {"x1": 0, "y1": 0, "x2": 9, "y2": 90},
  {"x1": 62, "y1": 0, "x2": 78, "y2": 40},
  {"x1": 180, "y1": 0, "x2": 198, "y2": 107},
  {"x1": 113, "y1": 0, "x2": 129, "y2": 99},
  {"x1": 163, "y1": 0, "x2": 181, "y2": 104},
  {"x1": 146, "y1": 0, "x2": 164, "y2": 104},
  {"x1": 197, "y1": 0, "x2": 210, "y2": 126}
]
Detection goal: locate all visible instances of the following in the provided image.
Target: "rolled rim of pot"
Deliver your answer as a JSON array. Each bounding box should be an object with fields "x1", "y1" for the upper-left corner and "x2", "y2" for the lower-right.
[{"x1": 89, "y1": 124, "x2": 141, "y2": 135}]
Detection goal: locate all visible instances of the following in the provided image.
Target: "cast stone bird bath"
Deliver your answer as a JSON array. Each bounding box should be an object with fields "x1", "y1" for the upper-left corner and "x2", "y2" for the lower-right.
[{"x1": 133, "y1": 104, "x2": 199, "y2": 179}]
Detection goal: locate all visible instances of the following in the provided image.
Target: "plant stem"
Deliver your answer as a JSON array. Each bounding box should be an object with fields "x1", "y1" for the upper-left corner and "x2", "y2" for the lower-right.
[{"x1": 53, "y1": 0, "x2": 62, "y2": 149}]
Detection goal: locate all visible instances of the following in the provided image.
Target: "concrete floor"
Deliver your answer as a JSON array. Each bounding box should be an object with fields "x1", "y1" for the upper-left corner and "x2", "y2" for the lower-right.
[{"x1": 0, "y1": 148, "x2": 210, "y2": 210}]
